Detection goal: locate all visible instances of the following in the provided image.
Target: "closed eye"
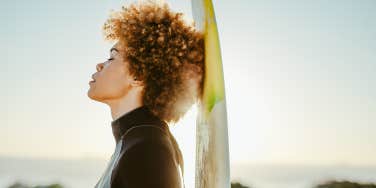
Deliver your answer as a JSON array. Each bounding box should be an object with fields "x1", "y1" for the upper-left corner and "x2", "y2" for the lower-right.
[{"x1": 107, "y1": 58, "x2": 114, "y2": 61}]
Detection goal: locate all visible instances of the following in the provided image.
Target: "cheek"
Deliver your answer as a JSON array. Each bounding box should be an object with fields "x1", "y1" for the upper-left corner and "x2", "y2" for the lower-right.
[{"x1": 92, "y1": 68, "x2": 130, "y2": 98}]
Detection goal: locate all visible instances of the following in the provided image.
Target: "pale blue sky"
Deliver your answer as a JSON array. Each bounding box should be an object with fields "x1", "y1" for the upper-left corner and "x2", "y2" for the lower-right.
[{"x1": 1, "y1": 0, "x2": 375, "y2": 169}]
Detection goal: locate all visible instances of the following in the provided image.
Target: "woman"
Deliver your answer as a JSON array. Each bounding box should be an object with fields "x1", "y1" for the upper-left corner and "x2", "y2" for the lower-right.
[{"x1": 87, "y1": 1, "x2": 204, "y2": 188}]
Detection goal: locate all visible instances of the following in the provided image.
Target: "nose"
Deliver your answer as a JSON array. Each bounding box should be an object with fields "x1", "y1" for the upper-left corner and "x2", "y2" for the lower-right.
[{"x1": 96, "y1": 62, "x2": 104, "y2": 72}]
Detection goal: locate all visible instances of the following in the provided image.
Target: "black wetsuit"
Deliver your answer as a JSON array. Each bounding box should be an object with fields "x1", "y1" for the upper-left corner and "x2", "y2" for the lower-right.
[{"x1": 94, "y1": 105, "x2": 184, "y2": 188}]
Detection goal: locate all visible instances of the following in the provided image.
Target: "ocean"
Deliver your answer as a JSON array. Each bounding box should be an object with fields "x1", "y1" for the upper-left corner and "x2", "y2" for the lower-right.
[{"x1": 0, "y1": 156, "x2": 375, "y2": 188}]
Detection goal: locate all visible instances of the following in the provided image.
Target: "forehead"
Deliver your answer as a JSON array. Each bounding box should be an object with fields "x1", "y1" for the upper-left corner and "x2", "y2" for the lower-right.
[
  {"x1": 112, "y1": 41, "x2": 125, "y2": 50},
  {"x1": 111, "y1": 43, "x2": 127, "y2": 57}
]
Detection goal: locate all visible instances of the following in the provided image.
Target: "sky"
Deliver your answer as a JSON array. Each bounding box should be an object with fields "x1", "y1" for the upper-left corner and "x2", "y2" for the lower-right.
[{"x1": 1, "y1": 0, "x2": 375, "y2": 174}]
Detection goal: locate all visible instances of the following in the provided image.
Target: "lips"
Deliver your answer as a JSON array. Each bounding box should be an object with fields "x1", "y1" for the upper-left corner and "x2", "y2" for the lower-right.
[{"x1": 89, "y1": 74, "x2": 97, "y2": 84}]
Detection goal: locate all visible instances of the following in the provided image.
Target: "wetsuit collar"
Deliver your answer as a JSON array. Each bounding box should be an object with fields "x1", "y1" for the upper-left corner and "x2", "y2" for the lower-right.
[{"x1": 110, "y1": 105, "x2": 167, "y2": 143}]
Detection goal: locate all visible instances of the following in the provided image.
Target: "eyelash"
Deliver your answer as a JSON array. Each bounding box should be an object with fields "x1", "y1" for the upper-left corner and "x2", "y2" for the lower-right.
[{"x1": 107, "y1": 58, "x2": 114, "y2": 61}]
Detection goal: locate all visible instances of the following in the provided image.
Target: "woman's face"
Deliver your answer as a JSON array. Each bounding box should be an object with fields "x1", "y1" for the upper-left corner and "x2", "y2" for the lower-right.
[{"x1": 87, "y1": 42, "x2": 135, "y2": 103}]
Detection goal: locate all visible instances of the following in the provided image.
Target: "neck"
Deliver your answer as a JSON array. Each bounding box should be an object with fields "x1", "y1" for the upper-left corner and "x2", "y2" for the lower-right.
[{"x1": 106, "y1": 90, "x2": 143, "y2": 121}]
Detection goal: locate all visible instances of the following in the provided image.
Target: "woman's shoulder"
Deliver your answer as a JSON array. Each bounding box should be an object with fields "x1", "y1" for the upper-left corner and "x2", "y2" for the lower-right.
[
  {"x1": 110, "y1": 124, "x2": 184, "y2": 188},
  {"x1": 119, "y1": 123, "x2": 178, "y2": 161},
  {"x1": 122, "y1": 123, "x2": 170, "y2": 139}
]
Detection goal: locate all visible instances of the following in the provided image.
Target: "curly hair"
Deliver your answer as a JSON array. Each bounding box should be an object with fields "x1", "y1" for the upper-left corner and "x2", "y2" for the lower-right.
[{"x1": 102, "y1": 0, "x2": 205, "y2": 124}]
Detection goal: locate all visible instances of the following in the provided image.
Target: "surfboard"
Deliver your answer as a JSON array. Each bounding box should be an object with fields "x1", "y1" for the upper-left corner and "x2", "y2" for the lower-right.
[{"x1": 191, "y1": 0, "x2": 231, "y2": 187}]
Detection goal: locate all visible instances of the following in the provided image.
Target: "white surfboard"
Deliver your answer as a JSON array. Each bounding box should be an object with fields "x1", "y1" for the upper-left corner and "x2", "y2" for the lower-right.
[{"x1": 191, "y1": 0, "x2": 231, "y2": 187}]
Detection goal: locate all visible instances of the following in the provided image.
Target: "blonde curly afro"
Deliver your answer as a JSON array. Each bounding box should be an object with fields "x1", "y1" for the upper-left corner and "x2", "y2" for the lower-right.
[{"x1": 102, "y1": 0, "x2": 205, "y2": 124}]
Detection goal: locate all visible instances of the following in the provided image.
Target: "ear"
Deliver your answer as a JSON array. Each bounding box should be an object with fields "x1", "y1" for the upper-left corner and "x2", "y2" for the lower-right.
[{"x1": 130, "y1": 77, "x2": 144, "y2": 87}]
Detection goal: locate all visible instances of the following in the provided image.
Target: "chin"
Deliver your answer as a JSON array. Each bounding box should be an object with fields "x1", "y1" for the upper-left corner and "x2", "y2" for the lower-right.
[
  {"x1": 87, "y1": 88, "x2": 119, "y2": 104},
  {"x1": 87, "y1": 88, "x2": 101, "y2": 101}
]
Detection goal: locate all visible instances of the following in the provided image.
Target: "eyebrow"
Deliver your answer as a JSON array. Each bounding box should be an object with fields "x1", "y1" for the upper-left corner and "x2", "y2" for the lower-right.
[{"x1": 110, "y1": 47, "x2": 119, "y2": 53}]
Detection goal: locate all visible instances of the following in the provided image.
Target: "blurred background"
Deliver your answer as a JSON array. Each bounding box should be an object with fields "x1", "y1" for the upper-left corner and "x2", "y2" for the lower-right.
[{"x1": 1, "y1": 0, "x2": 375, "y2": 188}]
